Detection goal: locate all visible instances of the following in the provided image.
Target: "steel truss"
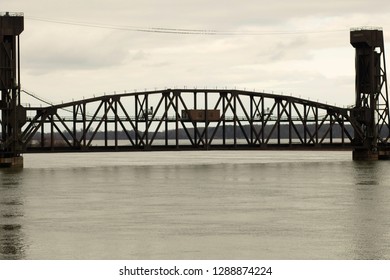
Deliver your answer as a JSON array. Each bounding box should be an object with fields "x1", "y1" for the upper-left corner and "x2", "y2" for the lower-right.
[
  {"x1": 350, "y1": 28, "x2": 390, "y2": 158},
  {"x1": 20, "y1": 89, "x2": 367, "y2": 153}
]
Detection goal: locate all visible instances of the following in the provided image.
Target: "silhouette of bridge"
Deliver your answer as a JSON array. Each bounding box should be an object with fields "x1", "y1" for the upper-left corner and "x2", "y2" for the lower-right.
[{"x1": 1, "y1": 13, "x2": 390, "y2": 167}]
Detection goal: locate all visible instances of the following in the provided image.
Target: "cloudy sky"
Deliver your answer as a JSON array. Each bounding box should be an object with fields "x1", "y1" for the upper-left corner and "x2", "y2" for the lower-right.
[{"x1": 4, "y1": 0, "x2": 390, "y2": 107}]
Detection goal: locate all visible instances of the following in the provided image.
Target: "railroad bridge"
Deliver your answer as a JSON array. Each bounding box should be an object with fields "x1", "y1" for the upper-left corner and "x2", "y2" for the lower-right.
[{"x1": 1, "y1": 13, "x2": 390, "y2": 167}]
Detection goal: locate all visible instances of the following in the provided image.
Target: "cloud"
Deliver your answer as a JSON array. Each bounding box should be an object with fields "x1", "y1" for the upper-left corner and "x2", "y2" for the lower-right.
[
  {"x1": 4, "y1": 0, "x2": 390, "y2": 104},
  {"x1": 22, "y1": 24, "x2": 131, "y2": 75}
]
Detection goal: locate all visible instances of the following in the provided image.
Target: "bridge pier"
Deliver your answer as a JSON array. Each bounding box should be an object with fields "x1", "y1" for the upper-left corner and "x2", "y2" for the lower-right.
[
  {"x1": 350, "y1": 28, "x2": 390, "y2": 161},
  {"x1": 0, "y1": 155, "x2": 23, "y2": 168},
  {"x1": 352, "y1": 149, "x2": 378, "y2": 161},
  {"x1": 0, "y1": 13, "x2": 25, "y2": 167}
]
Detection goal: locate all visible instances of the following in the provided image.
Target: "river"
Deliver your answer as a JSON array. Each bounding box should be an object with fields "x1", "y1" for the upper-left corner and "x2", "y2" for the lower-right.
[{"x1": 1, "y1": 150, "x2": 390, "y2": 259}]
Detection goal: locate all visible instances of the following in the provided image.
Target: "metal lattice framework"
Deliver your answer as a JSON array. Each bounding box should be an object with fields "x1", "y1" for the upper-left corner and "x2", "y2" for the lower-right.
[
  {"x1": 20, "y1": 89, "x2": 366, "y2": 152},
  {"x1": 350, "y1": 28, "x2": 390, "y2": 159}
]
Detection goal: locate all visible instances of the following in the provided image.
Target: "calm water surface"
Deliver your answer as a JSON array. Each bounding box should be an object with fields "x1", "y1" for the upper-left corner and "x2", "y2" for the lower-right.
[{"x1": 1, "y1": 150, "x2": 390, "y2": 260}]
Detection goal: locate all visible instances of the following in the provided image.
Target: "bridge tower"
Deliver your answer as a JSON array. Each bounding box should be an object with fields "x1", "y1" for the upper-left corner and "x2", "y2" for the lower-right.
[
  {"x1": 0, "y1": 12, "x2": 25, "y2": 167},
  {"x1": 350, "y1": 27, "x2": 390, "y2": 160}
]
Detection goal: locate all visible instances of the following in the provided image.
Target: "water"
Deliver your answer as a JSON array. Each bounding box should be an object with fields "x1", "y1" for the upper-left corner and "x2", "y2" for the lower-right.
[{"x1": 1, "y1": 150, "x2": 390, "y2": 260}]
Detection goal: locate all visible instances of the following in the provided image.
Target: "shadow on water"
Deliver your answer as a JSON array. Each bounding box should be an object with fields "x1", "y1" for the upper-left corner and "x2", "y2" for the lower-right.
[
  {"x1": 0, "y1": 168, "x2": 26, "y2": 260},
  {"x1": 351, "y1": 161, "x2": 386, "y2": 259}
]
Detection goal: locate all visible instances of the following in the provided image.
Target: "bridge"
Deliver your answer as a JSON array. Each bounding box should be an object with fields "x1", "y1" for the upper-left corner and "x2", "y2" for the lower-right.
[{"x1": 1, "y1": 13, "x2": 390, "y2": 167}]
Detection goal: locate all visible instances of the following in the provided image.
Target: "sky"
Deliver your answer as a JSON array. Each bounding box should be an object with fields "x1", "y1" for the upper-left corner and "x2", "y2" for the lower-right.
[{"x1": 3, "y1": 0, "x2": 390, "y2": 107}]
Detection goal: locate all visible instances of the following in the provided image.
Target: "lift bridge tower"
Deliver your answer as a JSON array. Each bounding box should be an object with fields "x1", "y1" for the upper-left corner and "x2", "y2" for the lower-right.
[
  {"x1": 350, "y1": 27, "x2": 390, "y2": 160},
  {"x1": 0, "y1": 12, "x2": 25, "y2": 167}
]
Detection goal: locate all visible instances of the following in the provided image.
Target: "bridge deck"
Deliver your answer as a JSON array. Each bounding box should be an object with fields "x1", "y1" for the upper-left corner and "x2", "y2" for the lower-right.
[{"x1": 25, "y1": 143, "x2": 353, "y2": 153}]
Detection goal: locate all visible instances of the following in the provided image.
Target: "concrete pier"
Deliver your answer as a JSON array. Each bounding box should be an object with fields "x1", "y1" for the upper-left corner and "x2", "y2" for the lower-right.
[
  {"x1": 352, "y1": 149, "x2": 379, "y2": 161},
  {"x1": 0, "y1": 156, "x2": 23, "y2": 168}
]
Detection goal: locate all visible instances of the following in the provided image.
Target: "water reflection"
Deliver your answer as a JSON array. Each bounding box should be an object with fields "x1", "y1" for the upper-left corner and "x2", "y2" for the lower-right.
[
  {"x1": 0, "y1": 169, "x2": 26, "y2": 259},
  {"x1": 2, "y1": 151, "x2": 389, "y2": 259},
  {"x1": 351, "y1": 162, "x2": 386, "y2": 259}
]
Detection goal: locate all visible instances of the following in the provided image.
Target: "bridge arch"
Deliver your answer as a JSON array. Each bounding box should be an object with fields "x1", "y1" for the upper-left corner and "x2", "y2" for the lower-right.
[{"x1": 21, "y1": 88, "x2": 362, "y2": 152}]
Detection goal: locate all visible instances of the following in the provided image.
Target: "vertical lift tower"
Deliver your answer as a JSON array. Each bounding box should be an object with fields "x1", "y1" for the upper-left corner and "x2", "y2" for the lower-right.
[
  {"x1": 351, "y1": 28, "x2": 390, "y2": 160},
  {"x1": 0, "y1": 12, "x2": 25, "y2": 167}
]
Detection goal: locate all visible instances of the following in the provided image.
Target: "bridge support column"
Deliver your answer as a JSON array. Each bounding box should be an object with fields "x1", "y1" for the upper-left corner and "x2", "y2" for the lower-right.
[
  {"x1": 0, "y1": 155, "x2": 23, "y2": 168},
  {"x1": 0, "y1": 13, "x2": 25, "y2": 167},
  {"x1": 352, "y1": 149, "x2": 378, "y2": 161},
  {"x1": 350, "y1": 27, "x2": 390, "y2": 160}
]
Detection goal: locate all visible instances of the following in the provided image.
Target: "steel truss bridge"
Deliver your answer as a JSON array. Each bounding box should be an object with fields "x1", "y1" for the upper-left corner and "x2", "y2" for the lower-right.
[
  {"x1": 1, "y1": 14, "x2": 390, "y2": 166},
  {"x1": 21, "y1": 88, "x2": 360, "y2": 152}
]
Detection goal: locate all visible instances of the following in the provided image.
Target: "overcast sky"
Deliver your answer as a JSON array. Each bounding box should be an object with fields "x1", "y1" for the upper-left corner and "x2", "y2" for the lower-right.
[{"x1": 4, "y1": 0, "x2": 390, "y2": 106}]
